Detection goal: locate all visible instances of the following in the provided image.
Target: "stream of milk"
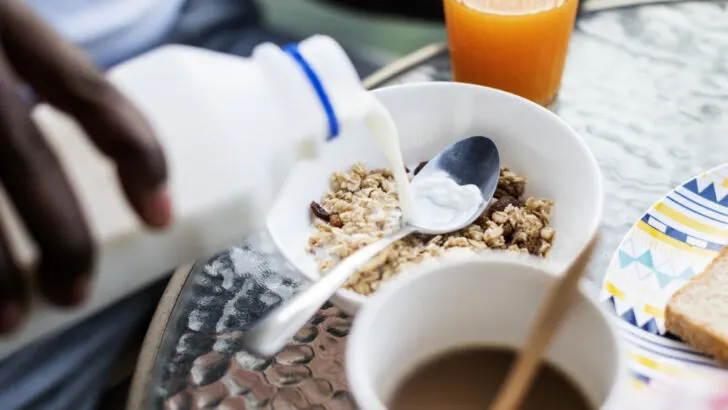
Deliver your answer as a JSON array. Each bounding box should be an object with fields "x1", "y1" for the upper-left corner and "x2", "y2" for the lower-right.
[
  {"x1": 363, "y1": 96, "x2": 483, "y2": 230},
  {"x1": 364, "y1": 98, "x2": 417, "y2": 220}
]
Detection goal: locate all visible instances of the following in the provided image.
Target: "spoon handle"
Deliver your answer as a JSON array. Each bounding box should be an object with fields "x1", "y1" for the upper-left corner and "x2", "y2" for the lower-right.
[
  {"x1": 490, "y1": 236, "x2": 598, "y2": 410},
  {"x1": 241, "y1": 226, "x2": 415, "y2": 356}
]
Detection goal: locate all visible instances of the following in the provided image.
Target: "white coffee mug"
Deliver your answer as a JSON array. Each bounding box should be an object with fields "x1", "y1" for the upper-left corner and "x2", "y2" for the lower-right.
[{"x1": 346, "y1": 253, "x2": 628, "y2": 409}]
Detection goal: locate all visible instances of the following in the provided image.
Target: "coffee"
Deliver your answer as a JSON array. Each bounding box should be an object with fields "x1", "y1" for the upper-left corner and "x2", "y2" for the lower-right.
[{"x1": 389, "y1": 347, "x2": 592, "y2": 410}]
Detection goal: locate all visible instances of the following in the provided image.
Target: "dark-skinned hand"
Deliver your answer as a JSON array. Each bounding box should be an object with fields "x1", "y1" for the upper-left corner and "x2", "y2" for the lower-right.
[{"x1": 0, "y1": 0, "x2": 172, "y2": 334}]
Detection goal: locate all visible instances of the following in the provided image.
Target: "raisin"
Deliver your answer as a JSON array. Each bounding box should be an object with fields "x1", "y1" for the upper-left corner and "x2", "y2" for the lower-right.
[
  {"x1": 329, "y1": 214, "x2": 344, "y2": 228},
  {"x1": 487, "y1": 196, "x2": 520, "y2": 218},
  {"x1": 498, "y1": 180, "x2": 526, "y2": 198},
  {"x1": 413, "y1": 161, "x2": 428, "y2": 175},
  {"x1": 525, "y1": 237, "x2": 542, "y2": 255},
  {"x1": 502, "y1": 223, "x2": 514, "y2": 240},
  {"x1": 310, "y1": 201, "x2": 330, "y2": 222},
  {"x1": 494, "y1": 188, "x2": 510, "y2": 199}
]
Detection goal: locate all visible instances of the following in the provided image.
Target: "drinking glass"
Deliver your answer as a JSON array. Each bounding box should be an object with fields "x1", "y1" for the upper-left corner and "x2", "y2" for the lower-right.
[{"x1": 444, "y1": 0, "x2": 579, "y2": 107}]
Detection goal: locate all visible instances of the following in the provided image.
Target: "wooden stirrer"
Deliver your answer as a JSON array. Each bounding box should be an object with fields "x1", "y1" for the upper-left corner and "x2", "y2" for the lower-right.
[{"x1": 490, "y1": 235, "x2": 598, "y2": 410}]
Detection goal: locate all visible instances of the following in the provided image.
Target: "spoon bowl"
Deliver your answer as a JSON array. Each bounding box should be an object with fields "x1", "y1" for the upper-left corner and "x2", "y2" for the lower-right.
[
  {"x1": 242, "y1": 136, "x2": 500, "y2": 356},
  {"x1": 411, "y1": 135, "x2": 500, "y2": 234}
]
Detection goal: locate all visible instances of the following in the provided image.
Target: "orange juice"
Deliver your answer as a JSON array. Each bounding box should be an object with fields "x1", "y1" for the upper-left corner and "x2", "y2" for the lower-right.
[{"x1": 444, "y1": 0, "x2": 579, "y2": 106}]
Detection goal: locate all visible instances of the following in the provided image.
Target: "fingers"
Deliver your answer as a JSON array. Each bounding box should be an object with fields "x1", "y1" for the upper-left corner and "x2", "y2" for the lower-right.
[
  {"x1": 0, "y1": 54, "x2": 93, "y2": 308},
  {"x1": 81, "y1": 99, "x2": 172, "y2": 228},
  {"x1": 0, "y1": 0, "x2": 172, "y2": 228},
  {"x1": 0, "y1": 228, "x2": 26, "y2": 333}
]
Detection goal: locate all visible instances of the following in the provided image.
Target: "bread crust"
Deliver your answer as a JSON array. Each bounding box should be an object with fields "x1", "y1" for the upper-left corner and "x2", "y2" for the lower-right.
[{"x1": 665, "y1": 305, "x2": 728, "y2": 364}]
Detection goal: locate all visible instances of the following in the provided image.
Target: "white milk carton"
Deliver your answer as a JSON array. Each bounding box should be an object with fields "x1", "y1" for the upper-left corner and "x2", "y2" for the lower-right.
[{"x1": 0, "y1": 35, "x2": 368, "y2": 356}]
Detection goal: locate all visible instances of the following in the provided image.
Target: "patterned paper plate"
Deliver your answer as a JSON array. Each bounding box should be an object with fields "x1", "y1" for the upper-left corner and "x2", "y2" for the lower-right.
[{"x1": 600, "y1": 164, "x2": 728, "y2": 385}]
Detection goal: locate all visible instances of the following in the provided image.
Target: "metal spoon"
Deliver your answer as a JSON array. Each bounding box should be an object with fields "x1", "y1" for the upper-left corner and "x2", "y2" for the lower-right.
[{"x1": 241, "y1": 136, "x2": 500, "y2": 356}]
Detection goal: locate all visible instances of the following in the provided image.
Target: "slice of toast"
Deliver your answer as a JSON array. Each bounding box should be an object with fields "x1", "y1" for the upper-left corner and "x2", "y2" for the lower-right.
[{"x1": 665, "y1": 247, "x2": 728, "y2": 363}]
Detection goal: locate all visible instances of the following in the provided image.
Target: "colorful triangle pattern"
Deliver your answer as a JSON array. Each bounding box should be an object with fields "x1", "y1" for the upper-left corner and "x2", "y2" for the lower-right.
[
  {"x1": 640, "y1": 318, "x2": 659, "y2": 334},
  {"x1": 617, "y1": 248, "x2": 695, "y2": 289},
  {"x1": 683, "y1": 178, "x2": 728, "y2": 205},
  {"x1": 655, "y1": 266, "x2": 695, "y2": 288},
  {"x1": 605, "y1": 295, "x2": 616, "y2": 313},
  {"x1": 619, "y1": 249, "x2": 653, "y2": 269},
  {"x1": 603, "y1": 296, "x2": 663, "y2": 335}
]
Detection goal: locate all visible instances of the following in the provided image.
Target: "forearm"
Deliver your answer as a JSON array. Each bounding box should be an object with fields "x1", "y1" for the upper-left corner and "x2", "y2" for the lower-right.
[{"x1": 314, "y1": 0, "x2": 445, "y2": 22}]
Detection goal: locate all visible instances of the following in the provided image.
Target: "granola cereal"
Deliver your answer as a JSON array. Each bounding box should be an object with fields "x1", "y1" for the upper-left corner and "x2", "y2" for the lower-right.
[{"x1": 306, "y1": 163, "x2": 555, "y2": 296}]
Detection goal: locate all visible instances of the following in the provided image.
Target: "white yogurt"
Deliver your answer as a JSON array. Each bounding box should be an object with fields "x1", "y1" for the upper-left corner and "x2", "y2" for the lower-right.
[{"x1": 410, "y1": 171, "x2": 483, "y2": 231}]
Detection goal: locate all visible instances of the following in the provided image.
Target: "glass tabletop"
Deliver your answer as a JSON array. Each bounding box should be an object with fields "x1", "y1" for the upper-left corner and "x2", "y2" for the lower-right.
[{"x1": 142, "y1": 2, "x2": 728, "y2": 409}]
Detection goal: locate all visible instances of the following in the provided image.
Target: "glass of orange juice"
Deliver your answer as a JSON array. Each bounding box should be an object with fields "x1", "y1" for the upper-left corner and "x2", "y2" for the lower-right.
[{"x1": 444, "y1": 0, "x2": 579, "y2": 106}]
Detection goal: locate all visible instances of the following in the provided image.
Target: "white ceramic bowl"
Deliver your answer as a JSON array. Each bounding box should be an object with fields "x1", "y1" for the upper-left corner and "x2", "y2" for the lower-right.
[
  {"x1": 267, "y1": 82, "x2": 603, "y2": 314},
  {"x1": 347, "y1": 254, "x2": 628, "y2": 410}
]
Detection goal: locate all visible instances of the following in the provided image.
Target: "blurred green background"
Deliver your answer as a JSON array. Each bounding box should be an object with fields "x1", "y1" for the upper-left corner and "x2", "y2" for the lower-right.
[{"x1": 262, "y1": 0, "x2": 447, "y2": 60}]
